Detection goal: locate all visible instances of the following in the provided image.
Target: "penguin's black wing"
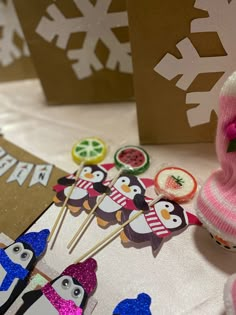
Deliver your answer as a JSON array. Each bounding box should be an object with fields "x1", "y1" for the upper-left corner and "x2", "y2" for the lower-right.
[
  {"x1": 15, "y1": 290, "x2": 42, "y2": 315},
  {"x1": 57, "y1": 176, "x2": 75, "y2": 186},
  {"x1": 133, "y1": 194, "x2": 149, "y2": 211},
  {"x1": 93, "y1": 182, "x2": 110, "y2": 194}
]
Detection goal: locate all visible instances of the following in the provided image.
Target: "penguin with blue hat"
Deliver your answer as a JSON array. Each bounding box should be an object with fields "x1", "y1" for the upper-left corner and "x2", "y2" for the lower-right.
[
  {"x1": 0, "y1": 229, "x2": 49, "y2": 313},
  {"x1": 113, "y1": 293, "x2": 152, "y2": 315}
]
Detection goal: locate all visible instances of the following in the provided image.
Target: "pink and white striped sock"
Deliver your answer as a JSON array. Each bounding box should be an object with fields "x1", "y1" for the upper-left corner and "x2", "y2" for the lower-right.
[{"x1": 196, "y1": 71, "x2": 236, "y2": 243}]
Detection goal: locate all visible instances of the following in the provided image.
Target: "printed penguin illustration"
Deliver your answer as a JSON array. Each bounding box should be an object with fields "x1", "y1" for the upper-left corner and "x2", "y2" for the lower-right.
[
  {"x1": 53, "y1": 163, "x2": 114, "y2": 213},
  {"x1": 113, "y1": 293, "x2": 152, "y2": 315},
  {"x1": 118, "y1": 199, "x2": 201, "y2": 253},
  {"x1": 16, "y1": 258, "x2": 97, "y2": 315},
  {"x1": 87, "y1": 174, "x2": 153, "y2": 227},
  {"x1": 0, "y1": 229, "x2": 49, "y2": 314}
]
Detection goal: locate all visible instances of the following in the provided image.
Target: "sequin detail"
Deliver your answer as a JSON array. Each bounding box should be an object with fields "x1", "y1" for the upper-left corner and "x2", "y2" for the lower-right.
[
  {"x1": 113, "y1": 293, "x2": 152, "y2": 315},
  {"x1": 0, "y1": 249, "x2": 28, "y2": 291},
  {"x1": 62, "y1": 258, "x2": 97, "y2": 294},
  {"x1": 42, "y1": 283, "x2": 83, "y2": 315},
  {"x1": 16, "y1": 229, "x2": 49, "y2": 258}
]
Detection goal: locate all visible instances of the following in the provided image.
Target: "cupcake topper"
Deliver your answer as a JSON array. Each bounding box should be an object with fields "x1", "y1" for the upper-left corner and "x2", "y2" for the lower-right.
[
  {"x1": 16, "y1": 258, "x2": 97, "y2": 315},
  {"x1": 74, "y1": 167, "x2": 199, "y2": 261},
  {"x1": 67, "y1": 145, "x2": 151, "y2": 252},
  {"x1": 154, "y1": 166, "x2": 198, "y2": 203},
  {"x1": 0, "y1": 229, "x2": 49, "y2": 314},
  {"x1": 48, "y1": 137, "x2": 108, "y2": 245}
]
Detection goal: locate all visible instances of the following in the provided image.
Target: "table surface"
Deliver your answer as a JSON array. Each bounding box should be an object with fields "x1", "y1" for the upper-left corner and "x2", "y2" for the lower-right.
[{"x1": 0, "y1": 78, "x2": 232, "y2": 315}]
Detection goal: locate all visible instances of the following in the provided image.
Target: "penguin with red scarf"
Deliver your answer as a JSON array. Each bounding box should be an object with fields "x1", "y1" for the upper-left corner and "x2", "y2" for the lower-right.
[
  {"x1": 16, "y1": 258, "x2": 97, "y2": 315},
  {"x1": 117, "y1": 198, "x2": 201, "y2": 253},
  {"x1": 53, "y1": 164, "x2": 114, "y2": 213},
  {"x1": 86, "y1": 174, "x2": 153, "y2": 227}
]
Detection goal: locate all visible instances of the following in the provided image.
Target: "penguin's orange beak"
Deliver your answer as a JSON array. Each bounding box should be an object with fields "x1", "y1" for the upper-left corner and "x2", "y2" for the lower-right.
[
  {"x1": 121, "y1": 184, "x2": 131, "y2": 193},
  {"x1": 161, "y1": 209, "x2": 171, "y2": 220},
  {"x1": 85, "y1": 173, "x2": 94, "y2": 179}
]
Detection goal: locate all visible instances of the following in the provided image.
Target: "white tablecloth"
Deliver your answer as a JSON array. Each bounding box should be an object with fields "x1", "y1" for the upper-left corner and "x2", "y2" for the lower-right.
[{"x1": 0, "y1": 79, "x2": 232, "y2": 315}]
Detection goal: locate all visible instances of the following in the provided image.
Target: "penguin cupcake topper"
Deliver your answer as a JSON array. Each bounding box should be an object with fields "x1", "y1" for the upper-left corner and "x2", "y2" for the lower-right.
[
  {"x1": 118, "y1": 198, "x2": 201, "y2": 254},
  {"x1": 0, "y1": 229, "x2": 49, "y2": 314},
  {"x1": 68, "y1": 173, "x2": 153, "y2": 254},
  {"x1": 16, "y1": 258, "x2": 97, "y2": 315},
  {"x1": 75, "y1": 166, "x2": 200, "y2": 261},
  {"x1": 48, "y1": 137, "x2": 108, "y2": 245},
  {"x1": 67, "y1": 145, "x2": 151, "y2": 253}
]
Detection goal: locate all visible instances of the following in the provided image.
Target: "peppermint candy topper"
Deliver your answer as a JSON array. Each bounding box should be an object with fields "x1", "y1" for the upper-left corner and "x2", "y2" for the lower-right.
[
  {"x1": 72, "y1": 137, "x2": 107, "y2": 165},
  {"x1": 114, "y1": 145, "x2": 150, "y2": 175},
  {"x1": 154, "y1": 167, "x2": 197, "y2": 202}
]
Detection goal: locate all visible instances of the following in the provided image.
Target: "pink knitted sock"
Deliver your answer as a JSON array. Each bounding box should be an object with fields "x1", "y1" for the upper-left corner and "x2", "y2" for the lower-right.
[{"x1": 196, "y1": 71, "x2": 236, "y2": 244}]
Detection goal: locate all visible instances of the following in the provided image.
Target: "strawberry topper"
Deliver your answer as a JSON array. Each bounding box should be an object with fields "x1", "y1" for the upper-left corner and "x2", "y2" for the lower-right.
[{"x1": 154, "y1": 166, "x2": 198, "y2": 202}]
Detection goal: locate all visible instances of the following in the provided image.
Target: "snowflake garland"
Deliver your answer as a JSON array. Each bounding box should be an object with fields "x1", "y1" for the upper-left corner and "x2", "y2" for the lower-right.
[
  {"x1": 0, "y1": 0, "x2": 29, "y2": 66},
  {"x1": 154, "y1": 0, "x2": 236, "y2": 127},
  {"x1": 35, "y1": 0, "x2": 132, "y2": 80}
]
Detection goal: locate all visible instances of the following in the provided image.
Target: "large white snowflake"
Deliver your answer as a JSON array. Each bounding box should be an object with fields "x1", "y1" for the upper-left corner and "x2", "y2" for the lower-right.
[
  {"x1": 0, "y1": 0, "x2": 29, "y2": 66},
  {"x1": 154, "y1": 0, "x2": 235, "y2": 127},
  {"x1": 36, "y1": 0, "x2": 132, "y2": 79}
]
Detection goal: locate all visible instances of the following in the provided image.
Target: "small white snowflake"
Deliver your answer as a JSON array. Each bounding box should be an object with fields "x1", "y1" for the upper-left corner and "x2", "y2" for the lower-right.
[
  {"x1": 154, "y1": 0, "x2": 236, "y2": 127},
  {"x1": 36, "y1": 0, "x2": 132, "y2": 79},
  {"x1": 0, "y1": 0, "x2": 29, "y2": 66}
]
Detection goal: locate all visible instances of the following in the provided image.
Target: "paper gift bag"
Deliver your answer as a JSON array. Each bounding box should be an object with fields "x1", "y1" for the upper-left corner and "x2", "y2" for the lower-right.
[
  {"x1": 0, "y1": 0, "x2": 36, "y2": 82},
  {"x1": 125, "y1": 0, "x2": 234, "y2": 144},
  {"x1": 13, "y1": 0, "x2": 133, "y2": 104},
  {"x1": 0, "y1": 137, "x2": 66, "y2": 240}
]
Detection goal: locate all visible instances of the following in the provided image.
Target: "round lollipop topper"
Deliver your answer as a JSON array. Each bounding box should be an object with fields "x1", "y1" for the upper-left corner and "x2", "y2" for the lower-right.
[
  {"x1": 114, "y1": 145, "x2": 150, "y2": 175},
  {"x1": 154, "y1": 166, "x2": 197, "y2": 202},
  {"x1": 72, "y1": 137, "x2": 107, "y2": 165}
]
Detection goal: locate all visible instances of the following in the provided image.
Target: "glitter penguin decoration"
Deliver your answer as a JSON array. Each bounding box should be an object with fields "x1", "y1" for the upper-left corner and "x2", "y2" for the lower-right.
[
  {"x1": 16, "y1": 258, "x2": 97, "y2": 315},
  {"x1": 117, "y1": 199, "x2": 201, "y2": 253},
  {"x1": 113, "y1": 293, "x2": 152, "y2": 315},
  {"x1": 87, "y1": 174, "x2": 153, "y2": 227},
  {"x1": 53, "y1": 163, "x2": 114, "y2": 214},
  {"x1": 0, "y1": 229, "x2": 49, "y2": 314}
]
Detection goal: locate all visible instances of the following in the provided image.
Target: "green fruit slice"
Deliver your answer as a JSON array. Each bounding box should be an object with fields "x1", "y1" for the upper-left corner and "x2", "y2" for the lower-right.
[{"x1": 72, "y1": 137, "x2": 107, "y2": 164}]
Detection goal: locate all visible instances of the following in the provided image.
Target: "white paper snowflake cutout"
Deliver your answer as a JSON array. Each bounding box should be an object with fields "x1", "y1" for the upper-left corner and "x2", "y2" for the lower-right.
[
  {"x1": 154, "y1": 0, "x2": 236, "y2": 127},
  {"x1": 0, "y1": 0, "x2": 29, "y2": 66},
  {"x1": 35, "y1": 0, "x2": 132, "y2": 79}
]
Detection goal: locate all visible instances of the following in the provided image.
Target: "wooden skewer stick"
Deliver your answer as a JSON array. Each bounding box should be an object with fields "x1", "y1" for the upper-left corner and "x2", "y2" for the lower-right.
[
  {"x1": 75, "y1": 194, "x2": 164, "y2": 262},
  {"x1": 67, "y1": 168, "x2": 124, "y2": 251},
  {"x1": 48, "y1": 160, "x2": 85, "y2": 243}
]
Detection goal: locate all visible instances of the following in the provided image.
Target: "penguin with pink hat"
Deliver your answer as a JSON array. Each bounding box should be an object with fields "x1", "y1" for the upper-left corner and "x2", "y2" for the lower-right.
[{"x1": 16, "y1": 258, "x2": 97, "y2": 315}]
